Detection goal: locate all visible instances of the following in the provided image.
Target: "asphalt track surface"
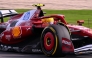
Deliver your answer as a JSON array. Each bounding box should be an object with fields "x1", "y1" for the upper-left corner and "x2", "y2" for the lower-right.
[{"x1": 0, "y1": 51, "x2": 92, "y2": 58}]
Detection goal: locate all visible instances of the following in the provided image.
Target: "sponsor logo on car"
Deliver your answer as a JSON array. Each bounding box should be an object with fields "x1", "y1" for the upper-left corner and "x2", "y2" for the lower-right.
[
  {"x1": 5, "y1": 35, "x2": 11, "y2": 41},
  {"x1": 62, "y1": 40, "x2": 71, "y2": 46},
  {"x1": 32, "y1": 49, "x2": 41, "y2": 52}
]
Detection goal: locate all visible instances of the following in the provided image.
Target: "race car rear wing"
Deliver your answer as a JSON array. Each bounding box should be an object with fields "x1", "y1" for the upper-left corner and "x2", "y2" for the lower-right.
[{"x1": 0, "y1": 10, "x2": 18, "y2": 22}]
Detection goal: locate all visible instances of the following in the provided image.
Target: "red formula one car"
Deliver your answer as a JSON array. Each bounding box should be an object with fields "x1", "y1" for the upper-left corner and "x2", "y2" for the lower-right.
[{"x1": 0, "y1": 4, "x2": 92, "y2": 57}]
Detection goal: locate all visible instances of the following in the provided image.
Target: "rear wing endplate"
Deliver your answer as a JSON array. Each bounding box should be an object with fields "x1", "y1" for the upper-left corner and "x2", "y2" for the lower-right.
[{"x1": 0, "y1": 10, "x2": 18, "y2": 22}]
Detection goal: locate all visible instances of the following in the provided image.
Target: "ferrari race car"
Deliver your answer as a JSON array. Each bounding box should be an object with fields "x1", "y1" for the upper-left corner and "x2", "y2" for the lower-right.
[{"x1": 0, "y1": 4, "x2": 92, "y2": 57}]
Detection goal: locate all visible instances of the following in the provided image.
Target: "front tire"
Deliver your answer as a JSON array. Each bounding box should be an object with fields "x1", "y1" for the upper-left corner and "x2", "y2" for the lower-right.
[{"x1": 41, "y1": 24, "x2": 71, "y2": 57}]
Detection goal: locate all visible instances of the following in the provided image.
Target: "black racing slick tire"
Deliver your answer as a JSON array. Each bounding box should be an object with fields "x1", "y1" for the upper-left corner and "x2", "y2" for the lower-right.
[{"x1": 41, "y1": 24, "x2": 71, "y2": 57}]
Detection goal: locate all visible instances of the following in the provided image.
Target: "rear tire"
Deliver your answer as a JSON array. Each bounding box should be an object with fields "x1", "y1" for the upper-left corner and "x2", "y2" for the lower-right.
[{"x1": 41, "y1": 24, "x2": 71, "y2": 57}]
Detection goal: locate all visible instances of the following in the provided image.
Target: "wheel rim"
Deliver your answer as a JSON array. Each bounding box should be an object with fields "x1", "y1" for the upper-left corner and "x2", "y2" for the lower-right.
[{"x1": 44, "y1": 32, "x2": 54, "y2": 51}]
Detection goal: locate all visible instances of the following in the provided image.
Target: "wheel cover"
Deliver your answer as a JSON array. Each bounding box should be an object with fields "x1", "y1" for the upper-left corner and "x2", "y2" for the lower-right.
[{"x1": 44, "y1": 32, "x2": 54, "y2": 51}]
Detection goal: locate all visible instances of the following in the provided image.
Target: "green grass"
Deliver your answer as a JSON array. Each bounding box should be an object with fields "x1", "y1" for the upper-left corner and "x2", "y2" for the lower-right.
[{"x1": 4, "y1": 9, "x2": 92, "y2": 28}]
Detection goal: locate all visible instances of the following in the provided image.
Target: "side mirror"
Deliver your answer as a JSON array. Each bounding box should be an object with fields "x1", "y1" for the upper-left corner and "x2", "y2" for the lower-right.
[
  {"x1": 77, "y1": 20, "x2": 84, "y2": 26},
  {"x1": 43, "y1": 12, "x2": 46, "y2": 14},
  {"x1": 32, "y1": 21, "x2": 43, "y2": 25}
]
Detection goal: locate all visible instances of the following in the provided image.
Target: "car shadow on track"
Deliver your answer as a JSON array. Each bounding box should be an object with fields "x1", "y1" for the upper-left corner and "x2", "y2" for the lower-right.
[{"x1": 0, "y1": 51, "x2": 92, "y2": 58}]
